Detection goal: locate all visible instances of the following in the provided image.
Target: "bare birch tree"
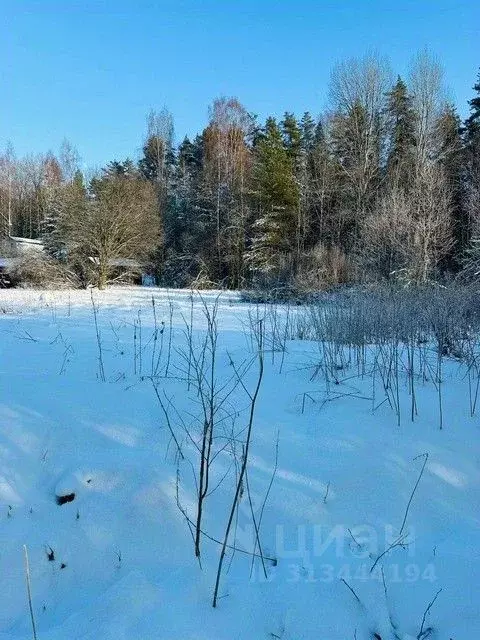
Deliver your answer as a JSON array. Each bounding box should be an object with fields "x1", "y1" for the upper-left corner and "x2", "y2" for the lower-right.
[
  {"x1": 408, "y1": 49, "x2": 446, "y2": 171},
  {"x1": 329, "y1": 53, "x2": 392, "y2": 221},
  {"x1": 203, "y1": 97, "x2": 252, "y2": 285},
  {"x1": 360, "y1": 164, "x2": 453, "y2": 283},
  {"x1": 60, "y1": 173, "x2": 161, "y2": 289}
]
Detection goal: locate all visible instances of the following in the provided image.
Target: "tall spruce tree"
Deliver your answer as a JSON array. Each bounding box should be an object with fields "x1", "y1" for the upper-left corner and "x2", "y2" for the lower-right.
[
  {"x1": 246, "y1": 117, "x2": 298, "y2": 281},
  {"x1": 282, "y1": 113, "x2": 302, "y2": 164},
  {"x1": 300, "y1": 112, "x2": 316, "y2": 153},
  {"x1": 297, "y1": 112, "x2": 317, "y2": 252},
  {"x1": 139, "y1": 134, "x2": 175, "y2": 184},
  {"x1": 162, "y1": 135, "x2": 208, "y2": 285},
  {"x1": 465, "y1": 70, "x2": 480, "y2": 174},
  {"x1": 434, "y1": 104, "x2": 465, "y2": 258},
  {"x1": 463, "y1": 70, "x2": 480, "y2": 270},
  {"x1": 103, "y1": 159, "x2": 138, "y2": 179},
  {"x1": 385, "y1": 77, "x2": 416, "y2": 187},
  {"x1": 281, "y1": 113, "x2": 305, "y2": 261}
]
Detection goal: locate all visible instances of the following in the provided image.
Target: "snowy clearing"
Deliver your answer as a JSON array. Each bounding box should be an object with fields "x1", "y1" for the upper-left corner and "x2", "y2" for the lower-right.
[{"x1": 0, "y1": 286, "x2": 479, "y2": 639}]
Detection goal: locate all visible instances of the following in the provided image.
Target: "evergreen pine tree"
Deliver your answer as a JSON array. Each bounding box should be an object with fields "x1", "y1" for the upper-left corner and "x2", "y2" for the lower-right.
[
  {"x1": 281, "y1": 112, "x2": 302, "y2": 164},
  {"x1": 434, "y1": 104, "x2": 465, "y2": 257},
  {"x1": 161, "y1": 135, "x2": 212, "y2": 285},
  {"x1": 246, "y1": 117, "x2": 298, "y2": 281},
  {"x1": 300, "y1": 112, "x2": 316, "y2": 153},
  {"x1": 139, "y1": 135, "x2": 175, "y2": 184},
  {"x1": 385, "y1": 76, "x2": 416, "y2": 186},
  {"x1": 103, "y1": 159, "x2": 138, "y2": 179},
  {"x1": 465, "y1": 70, "x2": 480, "y2": 174},
  {"x1": 463, "y1": 70, "x2": 480, "y2": 274}
]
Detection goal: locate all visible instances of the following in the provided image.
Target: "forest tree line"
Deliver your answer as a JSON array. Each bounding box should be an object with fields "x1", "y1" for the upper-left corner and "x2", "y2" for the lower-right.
[{"x1": 1, "y1": 51, "x2": 479, "y2": 290}]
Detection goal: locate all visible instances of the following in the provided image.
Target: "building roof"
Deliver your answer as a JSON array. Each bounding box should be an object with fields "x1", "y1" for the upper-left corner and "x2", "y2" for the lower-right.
[
  {"x1": 0, "y1": 257, "x2": 16, "y2": 269},
  {"x1": 9, "y1": 236, "x2": 44, "y2": 246},
  {"x1": 6, "y1": 236, "x2": 44, "y2": 253}
]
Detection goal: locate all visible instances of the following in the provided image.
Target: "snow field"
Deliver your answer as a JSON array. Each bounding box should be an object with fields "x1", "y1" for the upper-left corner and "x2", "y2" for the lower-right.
[{"x1": 0, "y1": 286, "x2": 478, "y2": 639}]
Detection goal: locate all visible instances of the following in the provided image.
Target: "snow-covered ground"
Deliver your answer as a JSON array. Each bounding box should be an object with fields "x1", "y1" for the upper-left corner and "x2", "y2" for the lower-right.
[{"x1": 0, "y1": 286, "x2": 478, "y2": 639}]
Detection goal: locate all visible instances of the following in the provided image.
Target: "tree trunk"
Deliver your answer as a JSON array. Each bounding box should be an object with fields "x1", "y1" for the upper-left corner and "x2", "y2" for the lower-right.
[{"x1": 98, "y1": 259, "x2": 108, "y2": 290}]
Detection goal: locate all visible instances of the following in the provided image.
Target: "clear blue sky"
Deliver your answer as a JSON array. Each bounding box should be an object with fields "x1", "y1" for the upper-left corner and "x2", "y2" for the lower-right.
[{"x1": 1, "y1": 0, "x2": 479, "y2": 168}]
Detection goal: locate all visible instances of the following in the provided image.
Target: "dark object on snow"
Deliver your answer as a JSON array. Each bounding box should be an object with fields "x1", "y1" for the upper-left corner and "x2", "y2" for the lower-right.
[
  {"x1": 0, "y1": 272, "x2": 11, "y2": 288},
  {"x1": 56, "y1": 492, "x2": 75, "y2": 505}
]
